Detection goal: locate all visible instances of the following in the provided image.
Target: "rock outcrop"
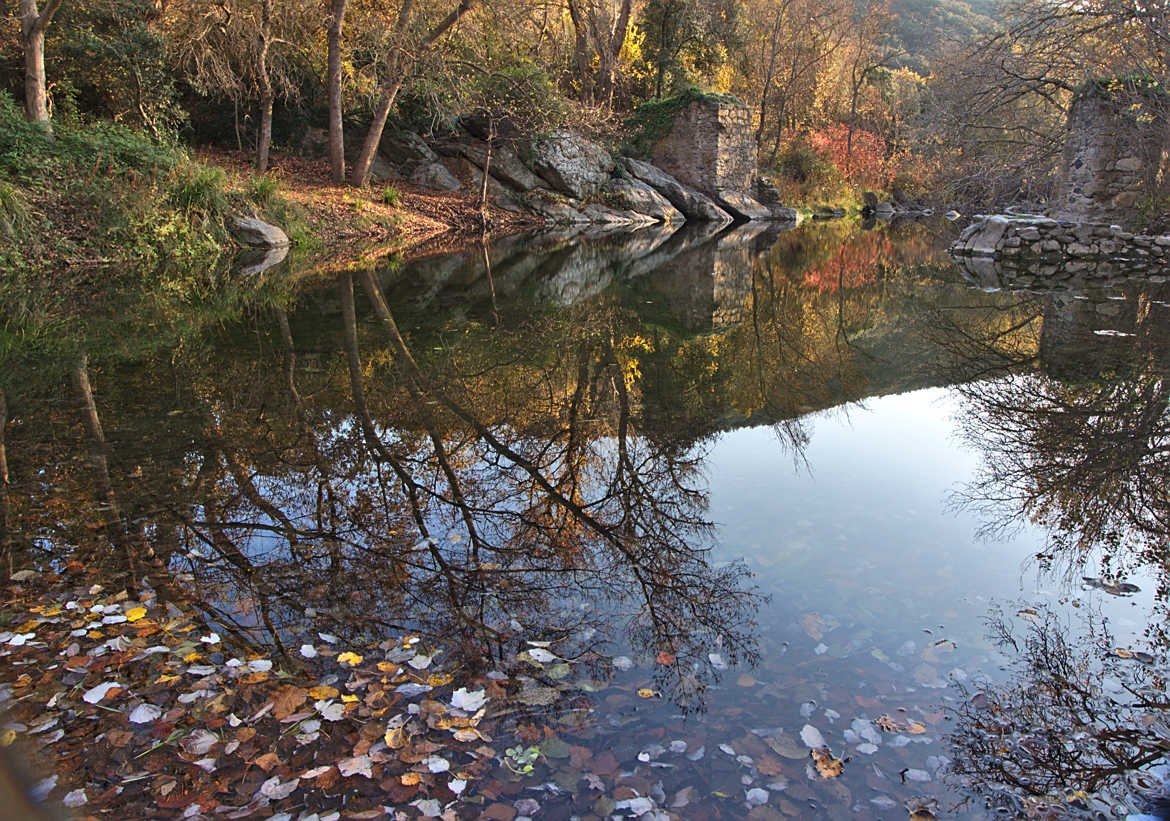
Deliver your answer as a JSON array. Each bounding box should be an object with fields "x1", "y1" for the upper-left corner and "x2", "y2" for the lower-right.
[
  {"x1": 621, "y1": 158, "x2": 732, "y2": 224},
  {"x1": 373, "y1": 100, "x2": 801, "y2": 227},
  {"x1": 526, "y1": 131, "x2": 616, "y2": 199},
  {"x1": 603, "y1": 176, "x2": 684, "y2": 224}
]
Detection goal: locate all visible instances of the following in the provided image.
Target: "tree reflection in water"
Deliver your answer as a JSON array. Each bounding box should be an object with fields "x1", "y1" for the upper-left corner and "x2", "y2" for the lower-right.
[
  {"x1": 948, "y1": 604, "x2": 1170, "y2": 819},
  {"x1": 943, "y1": 273, "x2": 1170, "y2": 817}
]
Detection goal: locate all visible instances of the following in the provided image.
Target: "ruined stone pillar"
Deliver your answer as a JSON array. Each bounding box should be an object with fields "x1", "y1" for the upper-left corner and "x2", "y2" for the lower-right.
[{"x1": 1054, "y1": 79, "x2": 1170, "y2": 225}]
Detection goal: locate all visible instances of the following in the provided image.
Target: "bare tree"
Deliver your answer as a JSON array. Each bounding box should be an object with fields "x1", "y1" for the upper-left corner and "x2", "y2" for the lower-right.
[
  {"x1": 18, "y1": 0, "x2": 65, "y2": 130},
  {"x1": 349, "y1": 0, "x2": 479, "y2": 188}
]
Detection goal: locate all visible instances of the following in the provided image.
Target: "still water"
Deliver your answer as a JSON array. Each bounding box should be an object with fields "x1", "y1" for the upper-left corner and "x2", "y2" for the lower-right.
[{"x1": 4, "y1": 218, "x2": 1169, "y2": 819}]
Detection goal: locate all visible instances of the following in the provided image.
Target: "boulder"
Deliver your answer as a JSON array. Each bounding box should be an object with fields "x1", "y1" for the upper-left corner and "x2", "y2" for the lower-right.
[
  {"x1": 754, "y1": 177, "x2": 801, "y2": 223},
  {"x1": 713, "y1": 189, "x2": 772, "y2": 221},
  {"x1": 380, "y1": 131, "x2": 439, "y2": 165},
  {"x1": 621, "y1": 157, "x2": 732, "y2": 224},
  {"x1": 455, "y1": 142, "x2": 544, "y2": 192},
  {"x1": 230, "y1": 216, "x2": 289, "y2": 248},
  {"x1": 576, "y1": 202, "x2": 657, "y2": 226},
  {"x1": 407, "y1": 161, "x2": 463, "y2": 192},
  {"x1": 603, "y1": 177, "x2": 684, "y2": 224},
  {"x1": 524, "y1": 191, "x2": 591, "y2": 224},
  {"x1": 525, "y1": 131, "x2": 615, "y2": 199}
]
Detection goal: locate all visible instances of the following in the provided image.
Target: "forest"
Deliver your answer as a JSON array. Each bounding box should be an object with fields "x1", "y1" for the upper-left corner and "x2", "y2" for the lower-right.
[{"x1": 6, "y1": 0, "x2": 1170, "y2": 213}]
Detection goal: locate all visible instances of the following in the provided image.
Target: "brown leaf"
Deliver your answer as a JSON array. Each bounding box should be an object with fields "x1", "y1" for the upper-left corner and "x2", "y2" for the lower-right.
[
  {"x1": 253, "y1": 752, "x2": 282, "y2": 772},
  {"x1": 756, "y1": 753, "x2": 785, "y2": 776},
  {"x1": 482, "y1": 802, "x2": 518, "y2": 821},
  {"x1": 272, "y1": 686, "x2": 309, "y2": 721}
]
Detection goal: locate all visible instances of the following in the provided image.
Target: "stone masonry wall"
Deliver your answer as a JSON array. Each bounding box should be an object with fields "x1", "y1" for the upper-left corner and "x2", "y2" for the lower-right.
[
  {"x1": 651, "y1": 98, "x2": 756, "y2": 199},
  {"x1": 951, "y1": 215, "x2": 1170, "y2": 275},
  {"x1": 1054, "y1": 84, "x2": 1170, "y2": 223}
]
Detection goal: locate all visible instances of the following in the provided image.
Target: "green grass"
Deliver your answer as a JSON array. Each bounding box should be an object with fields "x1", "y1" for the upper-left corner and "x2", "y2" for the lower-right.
[{"x1": 381, "y1": 185, "x2": 401, "y2": 207}]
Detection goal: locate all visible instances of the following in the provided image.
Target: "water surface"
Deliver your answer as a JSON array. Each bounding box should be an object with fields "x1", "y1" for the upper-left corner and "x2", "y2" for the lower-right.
[{"x1": 6, "y1": 218, "x2": 1169, "y2": 819}]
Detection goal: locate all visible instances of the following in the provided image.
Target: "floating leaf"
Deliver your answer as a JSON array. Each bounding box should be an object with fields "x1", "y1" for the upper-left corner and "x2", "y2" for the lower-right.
[
  {"x1": 656, "y1": 651, "x2": 676, "y2": 665},
  {"x1": 799, "y1": 724, "x2": 826, "y2": 749},
  {"x1": 637, "y1": 688, "x2": 656, "y2": 699},
  {"x1": 128, "y1": 703, "x2": 163, "y2": 724},
  {"x1": 337, "y1": 755, "x2": 373, "y2": 778},
  {"x1": 82, "y1": 682, "x2": 123, "y2": 704},
  {"x1": 125, "y1": 607, "x2": 147, "y2": 623},
  {"x1": 336, "y1": 651, "x2": 363, "y2": 666},
  {"x1": 308, "y1": 686, "x2": 338, "y2": 700},
  {"x1": 450, "y1": 688, "x2": 487, "y2": 712}
]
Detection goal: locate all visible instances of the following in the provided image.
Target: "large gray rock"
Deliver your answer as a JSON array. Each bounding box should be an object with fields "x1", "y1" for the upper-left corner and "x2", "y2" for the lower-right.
[
  {"x1": 455, "y1": 142, "x2": 544, "y2": 192},
  {"x1": 621, "y1": 157, "x2": 732, "y2": 224},
  {"x1": 525, "y1": 131, "x2": 615, "y2": 199},
  {"x1": 576, "y1": 202, "x2": 657, "y2": 226},
  {"x1": 524, "y1": 191, "x2": 591, "y2": 224},
  {"x1": 408, "y1": 161, "x2": 463, "y2": 192},
  {"x1": 713, "y1": 189, "x2": 772, "y2": 221},
  {"x1": 230, "y1": 216, "x2": 289, "y2": 248},
  {"x1": 603, "y1": 177, "x2": 684, "y2": 224},
  {"x1": 381, "y1": 131, "x2": 439, "y2": 165}
]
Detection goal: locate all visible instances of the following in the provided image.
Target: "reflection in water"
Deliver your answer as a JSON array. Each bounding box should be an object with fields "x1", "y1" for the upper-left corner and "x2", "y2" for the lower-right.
[
  {"x1": 948, "y1": 604, "x2": 1170, "y2": 819},
  {"x1": 9, "y1": 218, "x2": 1170, "y2": 816}
]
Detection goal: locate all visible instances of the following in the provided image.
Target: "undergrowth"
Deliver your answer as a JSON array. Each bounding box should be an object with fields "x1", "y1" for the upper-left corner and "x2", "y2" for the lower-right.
[{"x1": 0, "y1": 92, "x2": 306, "y2": 366}]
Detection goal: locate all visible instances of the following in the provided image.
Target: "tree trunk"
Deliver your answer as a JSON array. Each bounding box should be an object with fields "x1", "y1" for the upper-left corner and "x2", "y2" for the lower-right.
[
  {"x1": 349, "y1": 0, "x2": 477, "y2": 187},
  {"x1": 327, "y1": 0, "x2": 349, "y2": 183},
  {"x1": 18, "y1": 0, "x2": 63, "y2": 130},
  {"x1": 256, "y1": 0, "x2": 274, "y2": 172}
]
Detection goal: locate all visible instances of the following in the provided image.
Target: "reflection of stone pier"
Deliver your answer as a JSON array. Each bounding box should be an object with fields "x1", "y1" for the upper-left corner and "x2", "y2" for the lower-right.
[{"x1": 954, "y1": 253, "x2": 1170, "y2": 379}]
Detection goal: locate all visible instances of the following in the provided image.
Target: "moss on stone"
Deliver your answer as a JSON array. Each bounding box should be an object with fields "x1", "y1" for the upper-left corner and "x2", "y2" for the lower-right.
[{"x1": 622, "y1": 87, "x2": 747, "y2": 159}]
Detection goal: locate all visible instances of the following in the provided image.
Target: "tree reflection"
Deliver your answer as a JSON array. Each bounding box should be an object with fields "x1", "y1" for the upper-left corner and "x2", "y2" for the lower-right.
[
  {"x1": 952, "y1": 286, "x2": 1170, "y2": 589},
  {"x1": 948, "y1": 605, "x2": 1170, "y2": 818}
]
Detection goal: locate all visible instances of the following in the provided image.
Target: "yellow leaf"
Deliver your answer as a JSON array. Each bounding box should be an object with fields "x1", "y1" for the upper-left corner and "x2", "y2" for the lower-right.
[
  {"x1": 0, "y1": 729, "x2": 14, "y2": 747},
  {"x1": 426, "y1": 673, "x2": 452, "y2": 687},
  {"x1": 637, "y1": 688, "x2": 656, "y2": 699},
  {"x1": 183, "y1": 652, "x2": 202, "y2": 663},
  {"x1": 385, "y1": 726, "x2": 408, "y2": 749},
  {"x1": 156, "y1": 674, "x2": 180, "y2": 685},
  {"x1": 309, "y1": 686, "x2": 339, "y2": 700},
  {"x1": 340, "y1": 694, "x2": 358, "y2": 703},
  {"x1": 125, "y1": 607, "x2": 147, "y2": 623},
  {"x1": 337, "y1": 651, "x2": 364, "y2": 667},
  {"x1": 401, "y1": 772, "x2": 422, "y2": 786},
  {"x1": 811, "y1": 748, "x2": 843, "y2": 778},
  {"x1": 377, "y1": 662, "x2": 400, "y2": 674},
  {"x1": 15, "y1": 621, "x2": 39, "y2": 633},
  {"x1": 907, "y1": 721, "x2": 927, "y2": 734}
]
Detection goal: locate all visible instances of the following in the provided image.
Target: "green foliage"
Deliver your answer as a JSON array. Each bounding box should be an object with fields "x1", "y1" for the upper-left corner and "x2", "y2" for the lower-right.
[
  {"x1": 622, "y1": 87, "x2": 745, "y2": 157},
  {"x1": 167, "y1": 165, "x2": 231, "y2": 216},
  {"x1": 637, "y1": 0, "x2": 742, "y2": 99},
  {"x1": 381, "y1": 185, "x2": 401, "y2": 207},
  {"x1": 47, "y1": 0, "x2": 185, "y2": 135},
  {"x1": 246, "y1": 174, "x2": 283, "y2": 207}
]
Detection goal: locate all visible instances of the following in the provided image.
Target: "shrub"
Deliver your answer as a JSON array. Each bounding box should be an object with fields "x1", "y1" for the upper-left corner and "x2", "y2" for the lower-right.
[
  {"x1": 167, "y1": 164, "x2": 230, "y2": 216},
  {"x1": 381, "y1": 185, "x2": 401, "y2": 207},
  {"x1": 246, "y1": 174, "x2": 282, "y2": 206}
]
